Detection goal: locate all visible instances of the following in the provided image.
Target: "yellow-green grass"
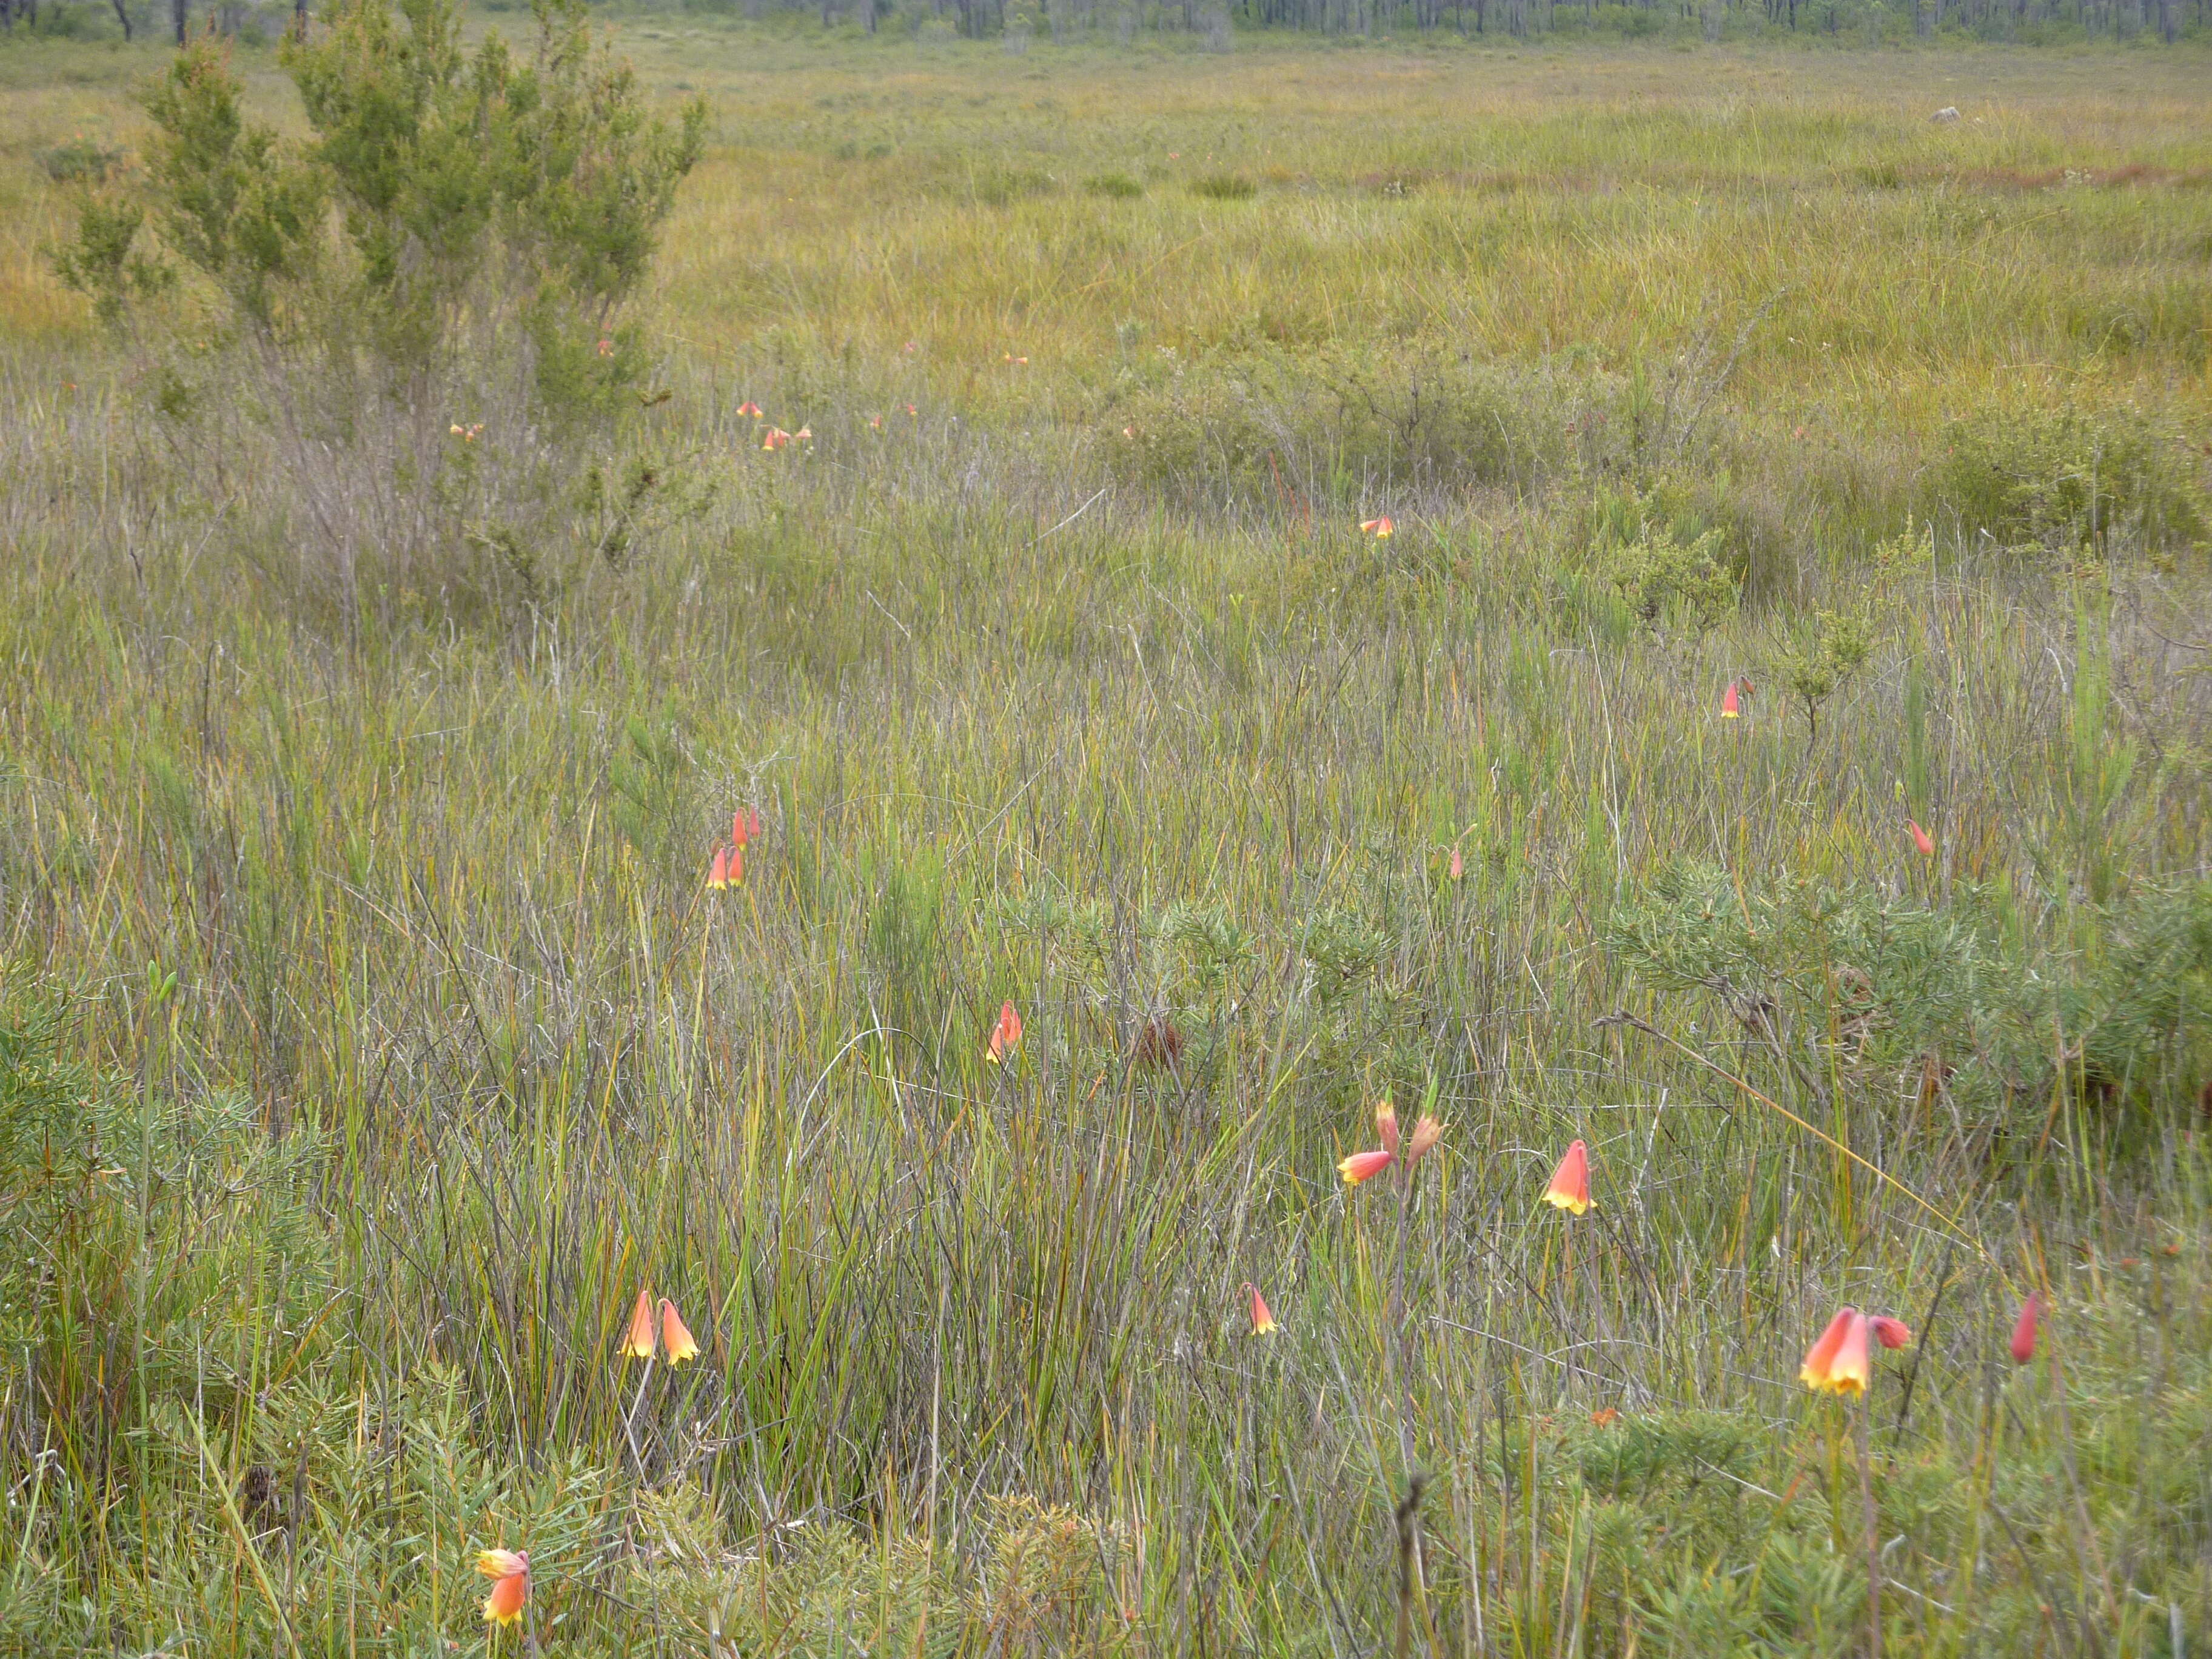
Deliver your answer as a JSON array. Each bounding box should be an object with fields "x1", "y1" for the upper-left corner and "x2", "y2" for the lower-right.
[{"x1": 2, "y1": 20, "x2": 2212, "y2": 1658}]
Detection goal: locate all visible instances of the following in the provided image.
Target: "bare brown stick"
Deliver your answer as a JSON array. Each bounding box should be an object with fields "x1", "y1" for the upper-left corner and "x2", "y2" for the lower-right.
[{"x1": 1395, "y1": 1472, "x2": 1428, "y2": 1659}]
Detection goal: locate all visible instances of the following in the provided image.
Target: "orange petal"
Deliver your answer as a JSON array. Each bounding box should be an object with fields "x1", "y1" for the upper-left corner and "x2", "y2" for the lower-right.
[
  {"x1": 1870, "y1": 1315, "x2": 1912, "y2": 1350},
  {"x1": 987, "y1": 999, "x2": 1022, "y2": 1064},
  {"x1": 1721, "y1": 680, "x2": 1740, "y2": 717},
  {"x1": 1542, "y1": 1140, "x2": 1591, "y2": 1214},
  {"x1": 1799, "y1": 1305, "x2": 1855, "y2": 1389},
  {"x1": 1374, "y1": 1098, "x2": 1400, "y2": 1156},
  {"x1": 477, "y1": 1548, "x2": 528, "y2": 1580},
  {"x1": 482, "y1": 1563, "x2": 528, "y2": 1626},
  {"x1": 1338, "y1": 1148, "x2": 1394, "y2": 1187},
  {"x1": 1908, "y1": 819, "x2": 1935, "y2": 857},
  {"x1": 1406, "y1": 1114, "x2": 1443, "y2": 1168},
  {"x1": 2009, "y1": 1293, "x2": 2040, "y2": 1364},
  {"x1": 622, "y1": 1288, "x2": 656, "y2": 1359},
  {"x1": 1822, "y1": 1312, "x2": 1873, "y2": 1395},
  {"x1": 660, "y1": 1299, "x2": 700, "y2": 1364},
  {"x1": 1448, "y1": 844, "x2": 1464, "y2": 880}
]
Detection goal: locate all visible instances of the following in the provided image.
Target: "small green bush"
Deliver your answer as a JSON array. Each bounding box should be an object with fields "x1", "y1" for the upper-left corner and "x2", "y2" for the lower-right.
[
  {"x1": 1598, "y1": 520, "x2": 1738, "y2": 634},
  {"x1": 0, "y1": 967, "x2": 333, "y2": 1451},
  {"x1": 1607, "y1": 865, "x2": 2212, "y2": 1141},
  {"x1": 1189, "y1": 172, "x2": 1256, "y2": 199},
  {"x1": 1085, "y1": 170, "x2": 1144, "y2": 198},
  {"x1": 38, "y1": 136, "x2": 126, "y2": 183},
  {"x1": 1932, "y1": 400, "x2": 2207, "y2": 552},
  {"x1": 1769, "y1": 602, "x2": 1874, "y2": 747}
]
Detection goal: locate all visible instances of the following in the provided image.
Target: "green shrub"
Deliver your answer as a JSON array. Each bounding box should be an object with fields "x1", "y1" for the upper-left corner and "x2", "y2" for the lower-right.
[
  {"x1": 1189, "y1": 172, "x2": 1256, "y2": 199},
  {"x1": 48, "y1": 196, "x2": 172, "y2": 325},
  {"x1": 1769, "y1": 602, "x2": 1874, "y2": 748},
  {"x1": 281, "y1": 0, "x2": 707, "y2": 374},
  {"x1": 0, "y1": 967, "x2": 333, "y2": 1453},
  {"x1": 1931, "y1": 401, "x2": 2207, "y2": 553},
  {"x1": 1085, "y1": 170, "x2": 1144, "y2": 198},
  {"x1": 1595, "y1": 516, "x2": 1738, "y2": 634},
  {"x1": 38, "y1": 136, "x2": 126, "y2": 183},
  {"x1": 1606, "y1": 866, "x2": 2212, "y2": 1141}
]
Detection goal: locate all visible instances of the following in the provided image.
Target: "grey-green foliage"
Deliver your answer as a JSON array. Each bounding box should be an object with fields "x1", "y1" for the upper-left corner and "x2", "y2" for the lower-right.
[
  {"x1": 1105, "y1": 340, "x2": 1627, "y2": 502},
  {"x1": 1298, "y1": 905, "x2": 1391, "y2": 1011},
  {"x1": 1607, "y1": 863, "x2": 2212, "y2": 1131},
  {"x1": 1934, "y1": 401, "x2": 2207, "y2": 553},
  {"x1": 1601, "y1": 521, "x2": 1738, "y2": 634},
  {"x1": 1769, "y1": 603, "x2": 1873, "y2": 748},
  {"x1": 284, "y1": 0, "x2": 706, "y2": 363},
  {"x1": 6, "y1": 1370, "x2": 623, "y2": 1656},
  {"x1": 138, "y1": 41, "x2": 327, "y2": 327},
  {"x1": 606, "y1": 702, "x2": 693, "y2": 872},
  {"x1": 101, "y1": 0, "x2": 703, "y2": 392},
  {"x1": 2056, "y1": 879, "x2": 2212, "y2": 1102},
  {"x1": 47, "y1": 197, "x2": 173, "y2": 327},
  {"x1": 0, "y1": 968, "x2": 332, "y2": 1431},
  {"x1": 1152, "y1": 899, "x2": 1255, "y2": 996}
]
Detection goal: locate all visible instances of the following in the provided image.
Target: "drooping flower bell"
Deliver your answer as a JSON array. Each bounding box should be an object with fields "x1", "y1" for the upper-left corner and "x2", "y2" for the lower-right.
[
  {"x1": 477, "y1": 1549, "x2": 529, "y2": 1626},
  {"x1": 1337, "y1": 1148, "x2": 1394, "y2": 1187},
  {"x1": 1243, "y1": 1282, "x2": 1278, "y2": 1336},
  {"x1": 622, "y1": 1288, "x2": 657, "y2": 1360},
  {"x1": 1543, "y1": 1140, "x2": 1592, "y2": 1215},
  {"x1": 985, "y1": 1000, "x2": 1023, "y2": 1065},
  {"x1": 1799, "y1": 1306, "x2": 1869, "y2": 1395},
  {"x1": 659, "y1": 1299, "x2": 700, "y2": 1365},
  {"x1": 2009, "y1": 1293, "x2": 2040, "y2": 1364},
  {"x1": 1800, "y1": 1307, "x2": 1908, "y2": 1396}
]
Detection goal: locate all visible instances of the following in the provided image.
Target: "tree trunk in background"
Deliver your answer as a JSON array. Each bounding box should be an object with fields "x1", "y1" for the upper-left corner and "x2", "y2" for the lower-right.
[
  {"x1": 112, "y1": 0, "x2": 133, "y2": 36},
  {"x1": 862, "y1": 0, "x2": 874, "y2": 28},
  {"x1": 173, "y1": 0, "x2": 186, "y2": 42}
]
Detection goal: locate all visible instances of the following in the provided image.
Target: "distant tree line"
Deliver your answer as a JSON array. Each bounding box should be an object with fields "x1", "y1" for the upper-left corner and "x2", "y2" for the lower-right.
[
  {"x1": 1, "y1": 0, "x2": 2197, "y2": 45},
  {"x1": 0, "y1": 0, "x2": 303, "y2": 41},
  {"x1": 714, "y1": 0, "x2": 2202, "y2": 38}
]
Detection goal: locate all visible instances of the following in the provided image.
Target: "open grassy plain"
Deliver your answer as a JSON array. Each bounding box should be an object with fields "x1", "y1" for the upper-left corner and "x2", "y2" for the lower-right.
[{"x1": 1, "y1": 16, "x2": 2211, "y2": 1656}]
